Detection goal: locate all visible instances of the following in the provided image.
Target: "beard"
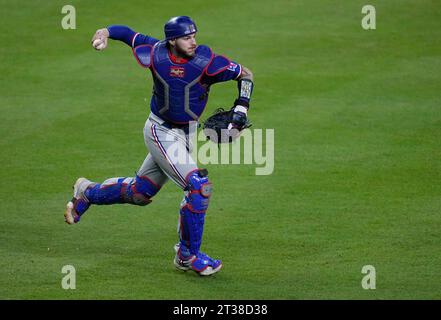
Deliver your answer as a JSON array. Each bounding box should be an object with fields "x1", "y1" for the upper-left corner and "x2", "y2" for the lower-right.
[{"x1": 175, "y1": 44, "x2": 196, "y2": 59}]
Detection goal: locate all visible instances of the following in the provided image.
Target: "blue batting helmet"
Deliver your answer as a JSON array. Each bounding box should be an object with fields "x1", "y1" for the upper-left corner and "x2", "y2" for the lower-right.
[{"x1": 164, "y1": 16, "x2": 197, "y2": 40}]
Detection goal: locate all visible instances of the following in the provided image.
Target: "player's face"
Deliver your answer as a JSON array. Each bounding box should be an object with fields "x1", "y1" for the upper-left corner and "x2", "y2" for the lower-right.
[{"x1": 175, "y1": 33, "x2": 197, "y2": 58}]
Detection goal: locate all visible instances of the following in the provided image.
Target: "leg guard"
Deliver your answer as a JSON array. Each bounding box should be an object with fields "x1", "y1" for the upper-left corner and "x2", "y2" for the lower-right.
[
  {"x1": 178, "y1": 169, "x2": 212, "y2": 255},
  {"x1": 65, "y1": 177, "x2": 95, "y2": 224},
  {"x1": 85, "y1": 175, "x2": 160, "y2": 206}
]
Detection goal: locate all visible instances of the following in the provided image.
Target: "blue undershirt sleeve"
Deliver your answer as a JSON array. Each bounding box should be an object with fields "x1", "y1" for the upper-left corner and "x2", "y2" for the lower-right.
[
  {"x1": 107, "y1": 25, "x2": 159, "y2": 47},
  {"x1": 107, "y1": 25, "x2": 136, "y2": 47}
]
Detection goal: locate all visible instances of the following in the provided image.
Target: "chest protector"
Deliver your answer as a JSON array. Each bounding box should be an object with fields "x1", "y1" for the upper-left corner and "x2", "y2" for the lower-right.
[{"x1": 134, "y1": 41, "x2": 226, "y2": 124}]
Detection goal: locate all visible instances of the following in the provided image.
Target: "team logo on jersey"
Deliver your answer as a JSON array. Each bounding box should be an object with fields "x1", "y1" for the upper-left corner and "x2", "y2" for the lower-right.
[
  {"x1": 170, "y1": 66, "x2": 185, "y2": 78},
  {"x1": 228, "y1": 62, "x2": 238, "y2": 72}
]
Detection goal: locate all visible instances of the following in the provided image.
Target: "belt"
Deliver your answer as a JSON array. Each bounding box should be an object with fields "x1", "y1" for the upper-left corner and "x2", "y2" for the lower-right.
[
  {"x1": 162, "y1": 121, "x2": 190, "y2": 130},
  {"x1": 149, "y1": 113, "x2": 194, "y2": 132}
]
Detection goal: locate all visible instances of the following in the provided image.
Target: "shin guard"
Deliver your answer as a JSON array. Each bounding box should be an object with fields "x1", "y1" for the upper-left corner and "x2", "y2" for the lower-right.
[
  {"x1": 179, "y1": 170, "x2": 212, "y2": 255},
  {"x1": 85, "y1": 175, "x2": 160, "y2": 206}
]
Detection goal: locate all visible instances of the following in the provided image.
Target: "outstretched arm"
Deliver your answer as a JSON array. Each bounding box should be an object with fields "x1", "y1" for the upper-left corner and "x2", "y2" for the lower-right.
[{"x1": 91, "y1": 25, "x2": 159, "y2": 51}]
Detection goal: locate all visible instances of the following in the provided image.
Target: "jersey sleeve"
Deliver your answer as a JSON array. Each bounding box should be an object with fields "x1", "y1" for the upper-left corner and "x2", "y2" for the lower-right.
[
  {"x1": 208, "y1": 60, "x2": 242, "y2": 84},
  {"x1": 132, "y1": 33, "x2": 160, "y2": 48},
  {"x1": 108, "y1": 25, "x2": 159, "y2": 48}
]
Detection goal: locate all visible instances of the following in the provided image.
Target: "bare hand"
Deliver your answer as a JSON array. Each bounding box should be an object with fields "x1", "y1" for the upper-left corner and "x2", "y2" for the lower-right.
[{"x1": 91, "y1": 28, "x2": 109, "y2": 51}]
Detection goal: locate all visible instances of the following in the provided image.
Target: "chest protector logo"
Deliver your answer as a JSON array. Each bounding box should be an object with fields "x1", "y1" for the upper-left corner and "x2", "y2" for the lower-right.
[{"x1": 170, "y1": 66, "x2": 185, "y2": 78}]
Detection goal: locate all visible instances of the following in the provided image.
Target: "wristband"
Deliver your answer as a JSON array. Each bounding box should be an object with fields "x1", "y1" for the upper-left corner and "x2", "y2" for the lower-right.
[
  {"x1": 234, "y1": 105, "x2": 248, "y2": 114},
  {"x1": 237, "y1": 78, "x2": 253, "y2": 104}
]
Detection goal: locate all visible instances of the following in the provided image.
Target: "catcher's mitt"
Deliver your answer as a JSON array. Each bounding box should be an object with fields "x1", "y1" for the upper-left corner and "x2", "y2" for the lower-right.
[{"x1": 202, "y1": 108, "x2": 252, "y2": 144}]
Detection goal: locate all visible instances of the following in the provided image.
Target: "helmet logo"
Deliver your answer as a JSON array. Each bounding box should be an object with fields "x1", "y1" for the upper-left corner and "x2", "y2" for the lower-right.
[{"x1": 187, "y1": 24, "x2": 196, "y2": 34}]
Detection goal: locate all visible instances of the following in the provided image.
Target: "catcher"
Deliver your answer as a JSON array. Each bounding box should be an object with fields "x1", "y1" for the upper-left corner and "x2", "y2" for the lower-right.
[{"x1": 65, "y1": 16, "x2": 254, "y2": 276}]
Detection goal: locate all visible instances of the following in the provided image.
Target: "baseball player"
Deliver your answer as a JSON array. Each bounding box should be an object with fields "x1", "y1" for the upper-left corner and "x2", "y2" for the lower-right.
[{"x1": 65, "y1": 16, "x2": 254, "y2": 276}]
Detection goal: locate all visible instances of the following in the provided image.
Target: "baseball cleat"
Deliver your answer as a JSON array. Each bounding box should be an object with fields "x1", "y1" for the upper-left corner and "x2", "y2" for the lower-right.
[
  {"x1": 64, "y1": 177, "x2": 93, "y2": 224},
  {"x1": 173, "y1": 243, "x2": 223, "y2": 276}
]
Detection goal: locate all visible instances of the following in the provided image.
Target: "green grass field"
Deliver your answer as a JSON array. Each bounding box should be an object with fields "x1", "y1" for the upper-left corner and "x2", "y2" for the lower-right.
[{"x1": 1, "y1": 0, "x2": 440, "y2": 299}]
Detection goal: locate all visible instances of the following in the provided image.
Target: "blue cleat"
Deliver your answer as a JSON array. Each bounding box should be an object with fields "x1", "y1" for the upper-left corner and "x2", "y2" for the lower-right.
[{"x1": 173, "y1": 243, "x2": 222, "y2": 276}]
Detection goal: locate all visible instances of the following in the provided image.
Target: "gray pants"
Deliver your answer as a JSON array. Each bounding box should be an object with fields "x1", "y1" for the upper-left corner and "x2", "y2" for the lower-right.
[{"x1": 137, "y1": 113, "x2": 199, "y2": 190}]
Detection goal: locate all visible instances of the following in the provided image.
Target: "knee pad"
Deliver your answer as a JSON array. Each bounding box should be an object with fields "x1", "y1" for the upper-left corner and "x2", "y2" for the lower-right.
[
  {"x1": 121, "y1": 175, "x2": 160, "y2": 206},
  {"x1": 184, "y1": 169, "x2": 212, "y2": 213}
]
